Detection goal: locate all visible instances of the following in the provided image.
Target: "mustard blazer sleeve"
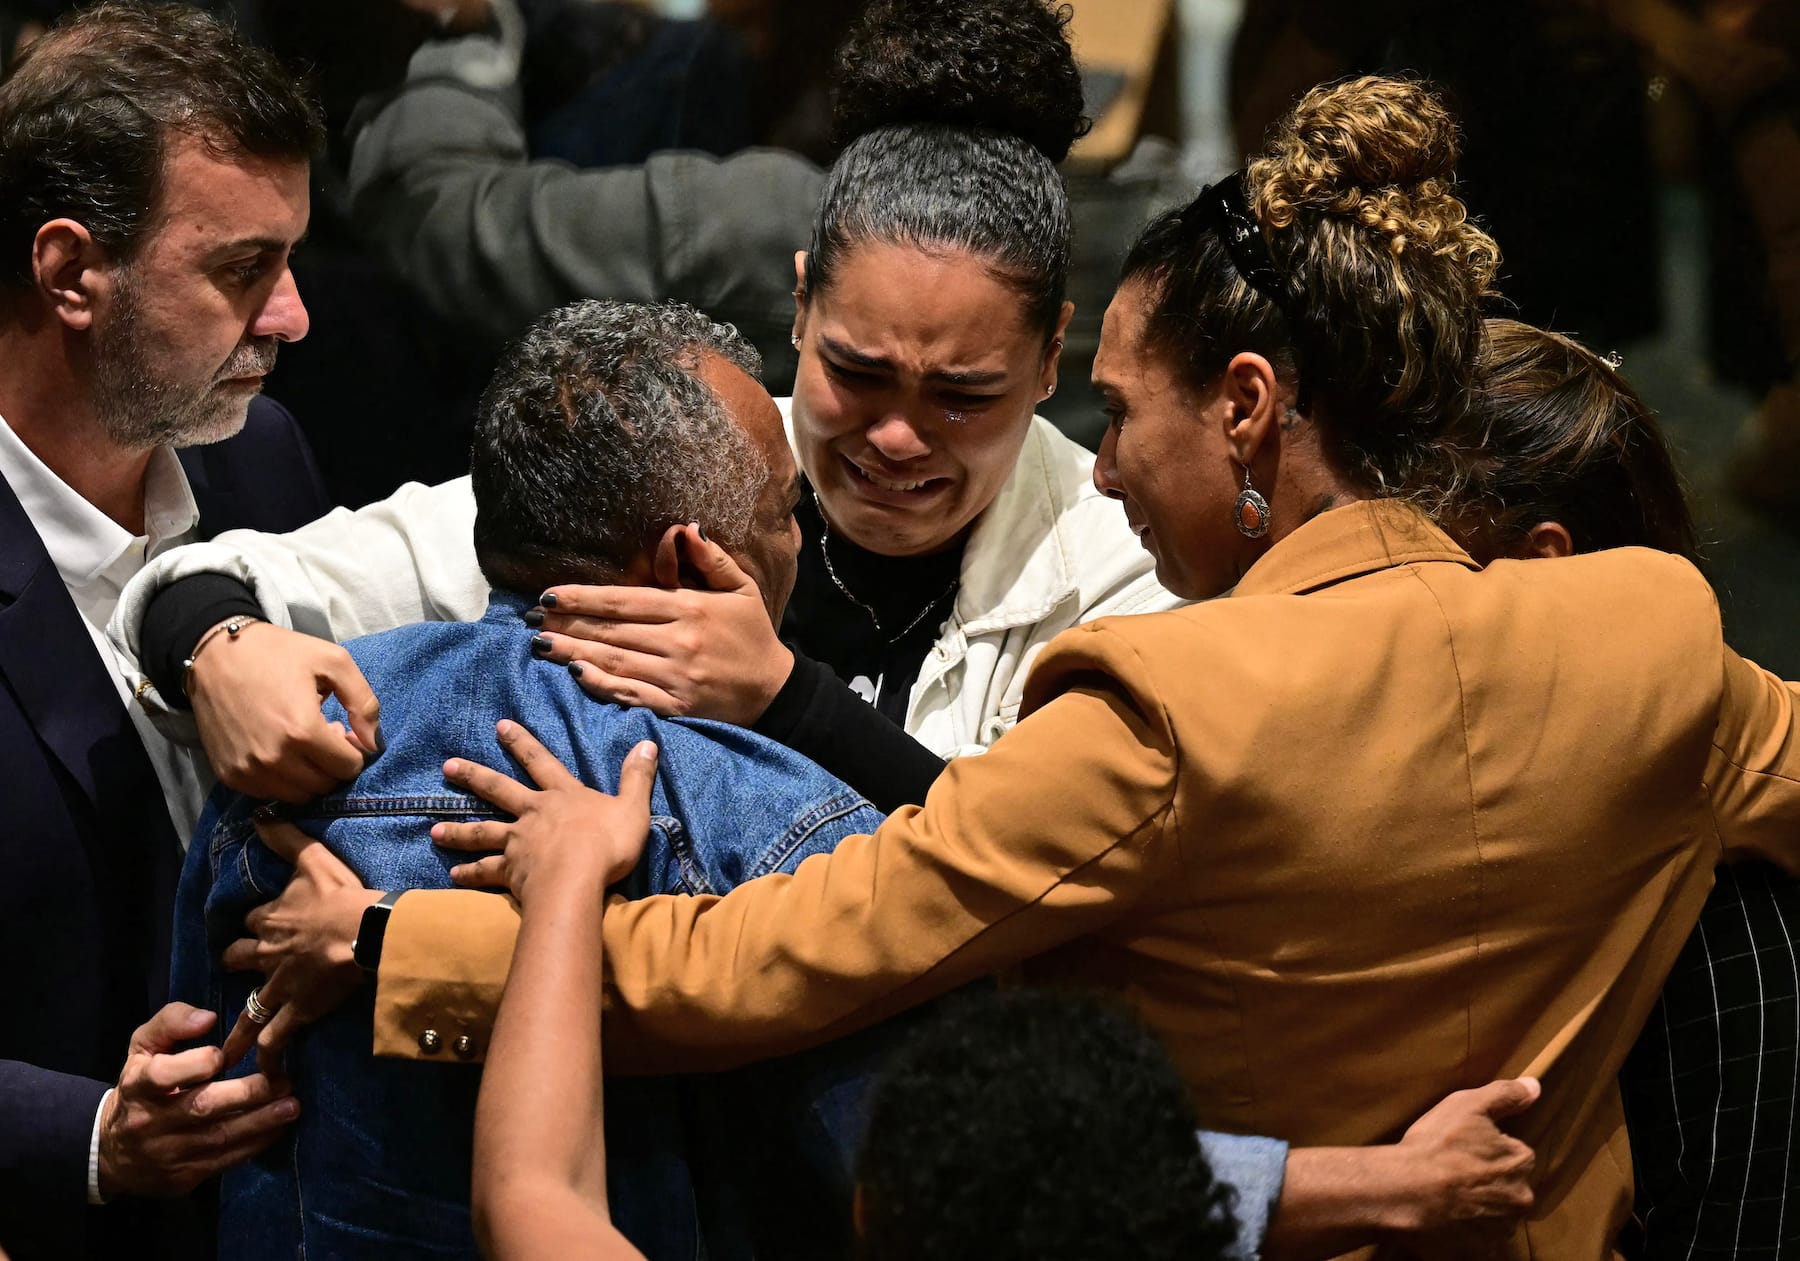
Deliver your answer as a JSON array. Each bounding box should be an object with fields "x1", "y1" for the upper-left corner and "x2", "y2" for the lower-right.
[
  {"x1": 1708, "y1": 645, "x2": 1800, "y2": 869},
  {"x1": 373, "y1": 888, "x2": 521, "y2": 1060},
  {"x1": 371, "y1": 622, "x2": 1188, "y2": 1068}
]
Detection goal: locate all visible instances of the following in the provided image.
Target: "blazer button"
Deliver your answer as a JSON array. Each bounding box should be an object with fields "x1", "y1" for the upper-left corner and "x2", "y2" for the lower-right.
[
  {"x1": 453, "y1": 1034, "x2": 476, "y2": 1059},
  {"x1": 418, "y1": 1029, "x2": 442, "y2": 1055}
]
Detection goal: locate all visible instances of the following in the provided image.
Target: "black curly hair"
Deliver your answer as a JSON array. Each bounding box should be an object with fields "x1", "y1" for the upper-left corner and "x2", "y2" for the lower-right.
[
  {"x1": 804, "y1": 0, "x2": 1088, "y2": 341},
  {"x1": 855, "y1": 989, "x2": 1239, "y2": 1261},
  {"x1": 831, "y1": 0, "x2": 1088, "y2": 163}
]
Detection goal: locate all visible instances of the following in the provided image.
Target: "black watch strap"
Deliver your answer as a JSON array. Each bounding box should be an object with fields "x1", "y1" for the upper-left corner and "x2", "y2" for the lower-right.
[{"x1": 352, "y1": 891, "x2": 404, "y2": 973}]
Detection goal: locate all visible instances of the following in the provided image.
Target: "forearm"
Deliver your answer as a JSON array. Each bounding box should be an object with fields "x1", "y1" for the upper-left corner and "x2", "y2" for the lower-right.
[
  {"x1": 377, "y1": 667, "x2": 1179, "y2": 1070},
  {"x1": 474, "y1": 879, "x2": 611, "y2": 1244},
  {"x1": 595, "y1": 676, "x2": 1181, "y2": 1070},
  {"x1": 109, "y1": 477, "x2": 486, "y2": 706},
  {"x1": 139, "y1": 574, "x2": 265, "y2": 706},
  {"x1": 477, "y1": 1179, "x2": 642, "y2": 1261},
  {"x1": 753, "y1": 650, "x2": 946, "y2": 812},
  {"x1": 1260, "y1": 1145, "x2": 1421, "y2": 1261},
  {"x1": 377, "y1": 636, "x2": 1183, "y2": 1069}
]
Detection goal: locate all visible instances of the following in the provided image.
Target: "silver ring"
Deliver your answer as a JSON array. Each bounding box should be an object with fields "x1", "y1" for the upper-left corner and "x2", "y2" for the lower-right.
[{"x1": 244, "y1": 987, "x2": 273, "y2": 1026}]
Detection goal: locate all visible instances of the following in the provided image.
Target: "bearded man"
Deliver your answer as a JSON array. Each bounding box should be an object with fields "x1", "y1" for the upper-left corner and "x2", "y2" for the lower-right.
[{"x1": 0, "y1": 6, "x2": 330, "y2": 1258}]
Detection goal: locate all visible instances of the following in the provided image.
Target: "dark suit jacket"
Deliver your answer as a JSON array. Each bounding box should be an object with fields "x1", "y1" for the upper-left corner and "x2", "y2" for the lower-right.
[{"x1": 0, "y1": 397, "x2": 328, "y2": 1261}]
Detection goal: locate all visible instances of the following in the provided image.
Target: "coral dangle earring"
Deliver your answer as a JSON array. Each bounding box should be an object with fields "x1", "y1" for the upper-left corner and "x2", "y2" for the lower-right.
[{"x1": 1234, "y1": 464, "x2": 1270, "y2": 538}]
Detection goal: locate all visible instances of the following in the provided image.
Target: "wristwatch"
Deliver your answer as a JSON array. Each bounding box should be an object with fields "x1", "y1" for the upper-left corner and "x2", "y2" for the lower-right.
[{"x1": 352, "y1": 891, "x2": 404, "y2": 973}]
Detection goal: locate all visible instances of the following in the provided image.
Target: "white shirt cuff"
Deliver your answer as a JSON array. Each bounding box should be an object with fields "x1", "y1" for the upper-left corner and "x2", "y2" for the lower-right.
[{"x1": 87, "y1": 1089, "x2": 112, "y2": 1205}]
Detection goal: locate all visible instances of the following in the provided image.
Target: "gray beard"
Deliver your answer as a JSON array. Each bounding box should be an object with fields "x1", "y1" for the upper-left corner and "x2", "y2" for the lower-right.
[{"x1": 90, "y1": 275, "x2": 276, "y2": 450}]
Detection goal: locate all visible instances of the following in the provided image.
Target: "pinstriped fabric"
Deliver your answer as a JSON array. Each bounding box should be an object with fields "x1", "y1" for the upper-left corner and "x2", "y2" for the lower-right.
[{"x1": 1620, "y1": 861, "x2": 1800, "y2": 1259}]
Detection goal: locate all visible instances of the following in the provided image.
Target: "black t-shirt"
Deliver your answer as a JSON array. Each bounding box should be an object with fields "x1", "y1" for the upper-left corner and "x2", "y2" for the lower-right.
[{"x1": 780, "y1": 485, "x2": 965, "y2": 726}]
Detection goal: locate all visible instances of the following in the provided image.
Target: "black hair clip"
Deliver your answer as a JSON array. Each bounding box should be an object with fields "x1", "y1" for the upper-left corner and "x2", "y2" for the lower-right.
[
  {"x1": 1176, "y1": 170, "x2": 1314, "y2": 409},
  {"x1": 1179, "y1": 171, "x2": 1289, "y2": 313}
]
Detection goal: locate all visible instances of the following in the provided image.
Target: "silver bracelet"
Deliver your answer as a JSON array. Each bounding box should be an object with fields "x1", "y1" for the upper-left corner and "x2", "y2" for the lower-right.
[{"x1": 181, "y1": 616, "x2": 263, "y2": 696}]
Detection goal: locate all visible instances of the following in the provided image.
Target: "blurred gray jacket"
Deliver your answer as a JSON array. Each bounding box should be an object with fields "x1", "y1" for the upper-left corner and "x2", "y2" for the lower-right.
[{"x1": 346, "y1": 2, "x2": 1187, "y2": 418}]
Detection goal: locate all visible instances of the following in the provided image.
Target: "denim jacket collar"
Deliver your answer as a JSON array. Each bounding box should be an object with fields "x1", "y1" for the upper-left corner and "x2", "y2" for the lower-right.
[{"x1": 481, "y1": 588, "x2": 537, "y2": 625}]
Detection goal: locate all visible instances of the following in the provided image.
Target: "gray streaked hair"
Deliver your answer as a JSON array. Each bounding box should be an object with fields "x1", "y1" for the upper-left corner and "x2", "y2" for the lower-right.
[
  {"x1": 805, "y1": 124, "x2": 1072, "y2": 341},
  {"x1": 470, "y1": 299, "x2": 767, "y2": 595}
]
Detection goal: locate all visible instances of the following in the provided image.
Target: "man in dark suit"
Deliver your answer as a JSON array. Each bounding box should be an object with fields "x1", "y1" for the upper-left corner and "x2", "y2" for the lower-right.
[{"x1": 0, "y1": 5, "x2": 331, "y2": 1257}]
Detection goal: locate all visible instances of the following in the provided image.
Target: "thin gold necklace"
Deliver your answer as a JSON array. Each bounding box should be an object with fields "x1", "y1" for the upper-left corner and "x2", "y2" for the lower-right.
[{"x1": 811, "y1": 488, "x2": 959, "y2": 645}]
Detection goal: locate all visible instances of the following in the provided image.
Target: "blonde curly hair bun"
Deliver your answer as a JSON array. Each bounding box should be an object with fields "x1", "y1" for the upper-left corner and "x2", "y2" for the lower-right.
[
  {"x1": 1251, "y1": 76, "x2": 1497, "y2": 282},
  {"x1": 1120, "y1": 74, "x2": 1502, "y2": 498}
]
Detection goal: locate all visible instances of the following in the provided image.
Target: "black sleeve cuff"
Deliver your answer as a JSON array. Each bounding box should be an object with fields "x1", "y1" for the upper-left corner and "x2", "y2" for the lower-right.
[
  {"x1": 752, "y1": 649, "x2": 946, "y2": 814},
  {"x1": 753, "y1": 647, "x2": 828, "y2": 746},
  {"x1": 141, "y1": 573, "x2": 265, "y2": 709}
]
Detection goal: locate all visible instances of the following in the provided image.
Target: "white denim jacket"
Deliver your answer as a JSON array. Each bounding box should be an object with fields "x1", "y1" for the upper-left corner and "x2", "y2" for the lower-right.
[{"x1": 110, "y1": 410, "x2": 1181, "y2": 758}]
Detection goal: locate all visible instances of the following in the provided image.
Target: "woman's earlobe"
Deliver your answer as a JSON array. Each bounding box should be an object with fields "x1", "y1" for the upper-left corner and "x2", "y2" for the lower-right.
[{"x1": 1525, "y1": 521, "x2": 1575, "y2": 559}]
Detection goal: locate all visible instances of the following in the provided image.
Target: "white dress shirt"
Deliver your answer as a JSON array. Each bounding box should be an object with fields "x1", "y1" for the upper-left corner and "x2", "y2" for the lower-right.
[{"x1": 0, "y1": 412, "x2": 212, "y2": 1204}]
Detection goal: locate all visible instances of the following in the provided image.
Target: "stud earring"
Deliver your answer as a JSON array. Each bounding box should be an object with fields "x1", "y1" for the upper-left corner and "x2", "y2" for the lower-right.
[
  {"x1": 1044, "y1": 383, "x2": 1056, "y2": 398},
  {"x1": 1234, "y1": 463, "x2": 1270, "y2": 538},
  {"x1": 790, "y1": 333, "x2": 801, "y2": 349}
]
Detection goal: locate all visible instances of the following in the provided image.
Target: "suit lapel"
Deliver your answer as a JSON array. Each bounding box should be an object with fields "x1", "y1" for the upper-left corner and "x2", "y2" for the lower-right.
[
  {"x1": 0, "y1": 477, "x2": 180, "y2": 1012},
  {"x1": 0, "y1": 483, "x2": 137, "y2": 810}
]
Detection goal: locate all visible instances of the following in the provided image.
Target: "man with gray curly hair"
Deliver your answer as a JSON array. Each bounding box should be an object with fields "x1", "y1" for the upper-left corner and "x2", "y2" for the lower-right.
[
  {"x1": 470, "y1": 300, "x2": 784, "y2": 615},
  {"x1": 166, "y1": 299, "x2": 875, "y2": 1260}
]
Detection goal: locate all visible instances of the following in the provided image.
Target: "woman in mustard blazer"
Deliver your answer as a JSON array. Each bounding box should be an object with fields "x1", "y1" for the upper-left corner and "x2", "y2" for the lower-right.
[{"x1": 317, "y1": 79, "x2": 1800, "y2": 1258}]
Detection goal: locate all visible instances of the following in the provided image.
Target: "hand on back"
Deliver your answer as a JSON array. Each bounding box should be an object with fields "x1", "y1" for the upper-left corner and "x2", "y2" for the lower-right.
[
  {"x1": 1391, "y1": 1076, "x2": 1540, "y2": 1255},
  {"x1": 434, "y1": 721, "x2": 657, "y2": 907},
  {"x1": 187, "y1": 620, "x2": 381, "y2": 800},
  {"x1": 98, "y1": 1003, "x2": 298, "y2": 1199}
]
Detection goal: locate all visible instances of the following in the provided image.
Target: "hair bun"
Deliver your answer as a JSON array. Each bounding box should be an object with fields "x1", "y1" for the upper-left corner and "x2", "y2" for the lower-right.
[
  {"x1": 1251, "y1": 76, "x2": 1492, "y2": 277},
  {"x1": 831, "y1": 0, "x2": 1090, "y2": 163}
]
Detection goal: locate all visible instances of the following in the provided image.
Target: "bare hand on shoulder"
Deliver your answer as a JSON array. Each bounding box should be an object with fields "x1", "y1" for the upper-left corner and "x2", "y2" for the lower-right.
[
  {"x1": 528, "y1": 524, "x2": 793, "y2": 726},
  {"x1": 187, "y1": 620, "x2": 382, "y2": 801},
  {"x1": 432, "y1": 721, "x2": 656, "y2": 906}
]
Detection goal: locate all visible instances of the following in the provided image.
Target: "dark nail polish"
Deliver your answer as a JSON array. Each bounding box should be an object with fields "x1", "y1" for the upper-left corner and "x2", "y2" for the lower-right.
[
  {"x1": 539, "y1": 592, "x2": 558, "y2": 609},
  {"x1": 696, "y1": 523, "x2": 710, "y2": 542},
  {"x1": 523, "y1": 609, "x2": 544, "y2": 628},
  {"x1": 530, "y1": 635, "x2": 552, "y2": 655},
  {"x1": 568, "y1": 662, "x2": 585, "y2": 678}
]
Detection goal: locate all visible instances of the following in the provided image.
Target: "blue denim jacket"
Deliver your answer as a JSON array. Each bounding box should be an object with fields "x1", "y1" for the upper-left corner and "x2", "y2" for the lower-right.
[{"x1": 170, "y1": 592, "x2": 887, "y2": 1261}]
